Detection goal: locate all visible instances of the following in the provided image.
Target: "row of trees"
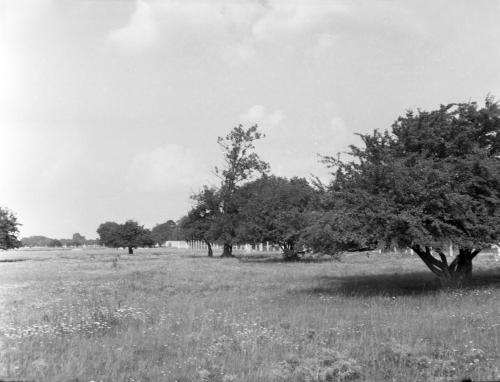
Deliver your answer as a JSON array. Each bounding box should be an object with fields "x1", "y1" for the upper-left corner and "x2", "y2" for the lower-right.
[
  {"x1": 180, "y1": 98, "x2": 500, "y2": 282},
  {"x1": 3, "y1": 98, "x2": 500, "y2": 283},
  {"x1": 0, "y1": 208, "x2": 183, "y2": 254},
  {"x1": 180, "y1": 174, "x2": 318, "y2": 259}
]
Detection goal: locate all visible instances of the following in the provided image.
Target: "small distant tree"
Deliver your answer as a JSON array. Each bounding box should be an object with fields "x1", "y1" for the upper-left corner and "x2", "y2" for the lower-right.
[
  {"x1": 72, "y1": 233, "x2": 86, "y2": 247},
  {"x1": 151, "y1": 220, "x2": 177, "y2": 246},
  {"x1": 0, "y1": 207, "x2": 21, "y2": 250},
  {"x1": 97, "y1": 220, "x2": 153, "y2": 254},
  {"x1": 236, "y1": 176, "x2": 318, "y2": 260}
]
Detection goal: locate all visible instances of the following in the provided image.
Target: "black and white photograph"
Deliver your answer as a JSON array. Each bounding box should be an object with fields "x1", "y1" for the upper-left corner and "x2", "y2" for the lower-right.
[{"x1": 1, "y1": 1, "x2": 500, "y2": 381}]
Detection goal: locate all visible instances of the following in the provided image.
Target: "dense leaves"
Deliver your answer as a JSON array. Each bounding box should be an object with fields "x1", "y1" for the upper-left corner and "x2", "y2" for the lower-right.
[
  {"x1": 236, "y1": 176, "x2": 318, "y2": 259},
  {"x1": 179, "y1": 187, "x2": 220, "y2": 256},
  {"x1": 97, "y1": 220, "x2": 154, "y2": 254},
  {"x1": 183, "y1": 125, "x2": 269, "y2": 257},
  {"x1": 313, "y1": 99, "x2": 500, "y2": 280},
  {"x1": 0, "y1": 207, "x2": 21, "y2": 250},
  {"x1": 151, "y1": 220, "x2": 182, "y2": 245}
]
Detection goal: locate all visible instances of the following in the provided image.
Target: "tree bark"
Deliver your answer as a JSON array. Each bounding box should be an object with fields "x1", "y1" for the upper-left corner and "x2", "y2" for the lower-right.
[
  {"x1": 204, "y1": 239, "x2": 213, "y2": 257},
  {"x1": 281, "y1": 242, "x2": 300, "y2": 261},
  {"x1": 221, "y1": 243, "x2": 234, "y2": 257},
  {"x1": 128, "y1": 246, "x2": 134, "y2": 255},
  {"x1": 411, "y1": 244, "x2": 479, "y2": 284},
  {"x1": 448, "y1": 248, "x2": 478, "y2": 282}
]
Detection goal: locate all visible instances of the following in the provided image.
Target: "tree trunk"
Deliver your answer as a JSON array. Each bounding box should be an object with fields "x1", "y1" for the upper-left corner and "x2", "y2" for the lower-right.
[
  {"x1": 128, "y1": 246, "x2": 134, "y2": 255},
  {"x1": 221, "y1": 243, "x2": 234, "y2": 257},
  {"x1": 282, "y1": 242, "x2": 300, "y2": 261},
  {"x1": 449, "y1": 248, "x2": 475, "y2": 282},
  {"x1": 204, "y1": 239, "x2": 213, "y2": 257},
  {"x1": 411, "y1": 244, "x2": 479, "y2": 284}
]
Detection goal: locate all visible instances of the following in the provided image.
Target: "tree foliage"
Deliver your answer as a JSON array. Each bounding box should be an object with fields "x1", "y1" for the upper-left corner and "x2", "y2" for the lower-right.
[
  {"x1": 48, "y1": 239, "x2": 63, "y2": 248},
  {"x1": 72, "y1": 233, "x2": 86, "y2": 247},
  {"x1": 151, "y1": 220, "x2": 182, "y2": 245},
  {"x1": 215, "y1": 125, "x2": 270, "y2": 257},
  {"x1": 236, "y1": 176, "x2": 318, "y2": 260},
  {"x1": 312, "y1": 99, "x2": 500, "y2": 281},
  {"x1": 97, "y1": 220, "x2": 154, "y2": 254},
  {"x1": 0, "y1": 207, "x2": 21, "y2": 250},
  {"x1": 179, "y1": 187, "x2": 220, "y2": 256},
  {"x1": 183, "y1": 125, "x2": 269, "y2": 257}
]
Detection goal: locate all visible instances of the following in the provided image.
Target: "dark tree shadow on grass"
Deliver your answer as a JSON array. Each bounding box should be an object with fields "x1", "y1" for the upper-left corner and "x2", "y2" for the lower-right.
[
  {"x1": 238, "y1": 256, "x2": 337, "y2": 264},
  {"x1": 184, "y1": 252, "x2": 337, "y2": 263},
  {"x1": 0, "y1": 258, "x2": 28, "y2": 263},
  {"x1": 301, "y1": 270, "x2": 500, "y2": 297}
]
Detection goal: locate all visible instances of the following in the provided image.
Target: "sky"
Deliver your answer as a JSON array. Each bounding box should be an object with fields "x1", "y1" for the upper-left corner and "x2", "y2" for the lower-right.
[{"x1": 1, "y1": 0, "x2": 500, "y2": 239}]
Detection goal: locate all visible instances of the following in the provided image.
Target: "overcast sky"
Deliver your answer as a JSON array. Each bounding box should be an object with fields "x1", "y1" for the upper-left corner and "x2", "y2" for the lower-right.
[{"x1": 1, "y1": 0, "x2": 500, "y2": 239}]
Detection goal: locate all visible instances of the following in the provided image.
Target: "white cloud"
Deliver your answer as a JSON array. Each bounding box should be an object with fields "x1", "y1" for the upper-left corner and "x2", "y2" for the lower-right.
[
  {"x1": 312, "y1": 33, "x2": 338, "y2": 57},
  {"x1": 105, "y1": 0, "x2": 353, "y2": 60},
  {"x1": 127, "y1": 144, "x2": 202, "y2": 192},
  {"x1": 220, "y1": 40, "x2": 257, "y2": 67},
  {"x1": 239, "y1": 105, "x2": 285, "y2": 132},
  {"x1": 106, "y1": 0, "x2": 157, "y2": 50},
  {"x1": 105, "y1": 1, "x2": 427, "y2": 64},
  {"x1": 330, "y1": 116, "x2": 348, "y2": 134},
  {"x1": 250, "y1": 1, "x2": 351, "y2": 41},
  {"x1": 309, "y1": 115, "x2": 357, "y2": 155}
]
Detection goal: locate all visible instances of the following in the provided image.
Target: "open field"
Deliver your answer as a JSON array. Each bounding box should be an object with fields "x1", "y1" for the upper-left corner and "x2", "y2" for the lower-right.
[{"x1": 1, "y1": 248, "x2": 500, "y2": 381}]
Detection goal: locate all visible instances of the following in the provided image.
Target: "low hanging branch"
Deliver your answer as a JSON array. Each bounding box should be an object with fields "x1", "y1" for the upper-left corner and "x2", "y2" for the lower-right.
[{"x1": 411, "y1": 244, "x2": 447, "y2": 278}]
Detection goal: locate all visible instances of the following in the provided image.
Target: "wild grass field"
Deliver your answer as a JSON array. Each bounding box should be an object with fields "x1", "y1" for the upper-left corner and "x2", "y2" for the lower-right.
[{"x1": 1, "y1": 248, "x2": 500, "y2": 382}]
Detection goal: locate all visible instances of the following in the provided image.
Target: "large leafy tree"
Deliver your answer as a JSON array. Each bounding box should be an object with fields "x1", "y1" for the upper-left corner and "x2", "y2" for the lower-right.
[
  {"x1": 314, "y1": 99, "x2": 500, "y2": 282},
  {"x1": 179, "y1": 187, "x2": 220, "y2": 257},
  {"x1": 215, "y1": 125, "x2": 269, "y2": 257},
  {"x1": 236, "y1": 176, "x2": 318, "y2": 260},
  {"x1": 186, "y1": 125, "x2": 269, "y2": 258},
  {"x1": 0, "y1": 207, "x2": 21, "y2": 250},
  {"x1": 97, "y1": 220, "x2": 154, "y2": 254}
]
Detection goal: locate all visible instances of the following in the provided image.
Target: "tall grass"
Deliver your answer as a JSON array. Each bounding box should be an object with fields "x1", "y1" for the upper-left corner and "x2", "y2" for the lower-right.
[{"x1": 1, "y1": 248, "x2": 500, "y2": 381}]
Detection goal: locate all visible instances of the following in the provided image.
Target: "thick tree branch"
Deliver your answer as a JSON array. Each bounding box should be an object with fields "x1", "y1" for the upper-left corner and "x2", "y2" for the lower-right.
[{"x1": 411, "y1": 245, "x2": 445, "y2": 278}]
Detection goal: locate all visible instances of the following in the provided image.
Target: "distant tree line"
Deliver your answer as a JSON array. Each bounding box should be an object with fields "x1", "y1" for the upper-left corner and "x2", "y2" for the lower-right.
[{"x1": 20, "y1": 233, "x2": 99, "y2": 248}]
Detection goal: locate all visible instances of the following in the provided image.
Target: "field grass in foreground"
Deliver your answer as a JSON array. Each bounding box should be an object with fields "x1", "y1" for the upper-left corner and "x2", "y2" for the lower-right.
[{"x1": 1, "y1": 248, "x2": 500, "y2": 382}]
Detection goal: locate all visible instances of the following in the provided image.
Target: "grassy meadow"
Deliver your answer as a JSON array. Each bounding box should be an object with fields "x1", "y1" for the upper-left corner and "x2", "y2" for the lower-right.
[{"x1": 1, "y1": 248, "x2": 500, "y2": 382}]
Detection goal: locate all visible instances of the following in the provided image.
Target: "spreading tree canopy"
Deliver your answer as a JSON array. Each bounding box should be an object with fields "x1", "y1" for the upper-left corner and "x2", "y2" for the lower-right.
[
  {"x1": 0, "y1": 207, "x2": 21, "y2": 250},
  {"x1": 311, "y1": 98, "x2": 500, "y2": 282},
  {"x1": 97, "y1": 220, "x2": 154, "y2": 254},
  {"x1": 236, "y1": 176, "x2": 318, "y2": 260}
]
